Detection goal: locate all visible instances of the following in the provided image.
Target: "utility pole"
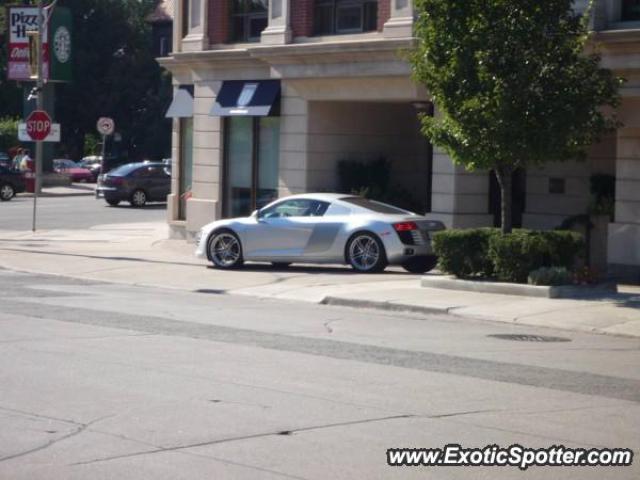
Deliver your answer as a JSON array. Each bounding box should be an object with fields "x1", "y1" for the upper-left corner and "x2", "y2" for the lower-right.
[{"x1": 32, "y1": 0, "x2": 44, "y2": 232}]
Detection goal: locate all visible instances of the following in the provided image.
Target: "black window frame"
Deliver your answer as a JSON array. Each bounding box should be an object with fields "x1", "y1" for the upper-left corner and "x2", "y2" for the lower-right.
[
  {"x1": 313, "y1": 0, "x2": 378, "y2": 36},
  {"x1": 230, "y1": 0, "x2": 269, "y2": 43}
]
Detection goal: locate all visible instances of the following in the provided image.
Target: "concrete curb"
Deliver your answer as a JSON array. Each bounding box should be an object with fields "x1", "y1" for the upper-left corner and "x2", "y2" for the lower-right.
[
  {"x1": 321, "y1": 296, "x2": 451, "y2": 316},
  {"x1": 421, "y1": 275, "x2": 618, "y2": 299},
  {"x1": 18, "y1": 192, "x2": 95, "y2": 198}
]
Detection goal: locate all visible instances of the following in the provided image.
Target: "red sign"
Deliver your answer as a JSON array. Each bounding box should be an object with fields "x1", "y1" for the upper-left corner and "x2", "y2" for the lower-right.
[
  {"x1": 7, "y1": 7, "x2": 50, "y2": 81},
  {"x1": 26, "y1": 110, "x2": 52, "y2": 141}
]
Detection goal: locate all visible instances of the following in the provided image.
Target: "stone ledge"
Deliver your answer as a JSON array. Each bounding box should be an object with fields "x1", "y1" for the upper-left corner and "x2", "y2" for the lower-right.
[{"x1": 420, "y1": 275, "x2": 618, "y2": 299}]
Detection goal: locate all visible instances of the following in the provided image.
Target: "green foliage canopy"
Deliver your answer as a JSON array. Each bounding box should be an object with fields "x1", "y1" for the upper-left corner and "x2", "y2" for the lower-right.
[{"x1": 410, "y1": 0, "x2": 622, "y2": 172}]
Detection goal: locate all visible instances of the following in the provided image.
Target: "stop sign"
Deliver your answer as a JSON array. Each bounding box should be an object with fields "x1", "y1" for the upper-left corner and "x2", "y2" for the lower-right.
[{"x1": 26, "y1": 110, "x2": 52, "y2": 141}]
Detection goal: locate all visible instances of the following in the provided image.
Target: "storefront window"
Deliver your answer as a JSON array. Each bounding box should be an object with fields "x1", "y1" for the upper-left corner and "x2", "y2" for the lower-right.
[
  {"x1": 622, "y1": 0, "x2": 640, "y2": 21},
  {"x1": 179, "y1": 117, "x2": 194, "y2": 220},
  {"x1": 230, "y1": 0, "x2": 269, "y2": 42},
  {"x1": 225, "y1": 116, "x2": 280, "y2": 217},
  {"x1": 314, "y1": 0, "x2": 378, "y2": 35}
]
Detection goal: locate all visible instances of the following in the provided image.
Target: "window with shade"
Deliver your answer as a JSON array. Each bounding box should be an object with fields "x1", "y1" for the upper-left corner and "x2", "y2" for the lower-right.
[
  {"x1": 314, "y1": 0, "x2": 378, "y2": 35},
  {"x1": 230, "y1": 0, "x2": 269, "y2": 42},
  {"x1": 622, "y1": 0, "x2": 640, "y2": 21}
]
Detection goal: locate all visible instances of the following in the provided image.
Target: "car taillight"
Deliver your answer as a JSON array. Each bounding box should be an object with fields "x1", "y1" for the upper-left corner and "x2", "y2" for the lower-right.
[
  {"x1": 393, "y1": 222, "x2": 418, "y2": 232},
  {"x1": 110, "y1": 176, "x2": 124, "y2": 186}
]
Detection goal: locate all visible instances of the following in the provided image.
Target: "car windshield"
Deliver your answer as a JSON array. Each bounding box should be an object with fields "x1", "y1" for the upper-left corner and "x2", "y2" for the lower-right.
[
  {"x1": 55, "y1": 159, "x2": 78, "y2": 168},
  {"x1": 340, "y1": 197, "x2": 412, "y2": 214},
  {"x1": 108, "y1": 163, "x2": 144, "y2": 176}
]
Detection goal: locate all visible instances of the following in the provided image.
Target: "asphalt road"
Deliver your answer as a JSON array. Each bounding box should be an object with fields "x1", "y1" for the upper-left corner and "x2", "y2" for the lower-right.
[
  {"x1": 0, "y1": 268, "x2": 638, "y2": 479},
  {"x1": 1, "y1": 194, "x2": 167, "y2": 231}
]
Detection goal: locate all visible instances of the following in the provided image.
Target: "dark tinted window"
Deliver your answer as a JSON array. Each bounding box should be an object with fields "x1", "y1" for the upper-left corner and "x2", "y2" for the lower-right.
[
  {"x1": 314, "y1": 0, "x2": 378, "y2": 35},
  {"x1": 230, "y1": 0, "x2": 268, "y2": 42},
  {"x1": 623, "y1": 0, "x2": 640, "y2": 20},
  {"x1": 109, "y1": 163, "x2": 144, "y2": 176},
  {"x1": 341, "y1": 197, "x2": 410, "y2": 214},
  {"x1": 261, "y1": 199, "x2": 330, "y2": 218}
]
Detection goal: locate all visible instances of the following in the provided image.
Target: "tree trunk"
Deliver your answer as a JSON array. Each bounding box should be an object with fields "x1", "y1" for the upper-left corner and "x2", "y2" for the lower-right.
[{"x1": 495, "y1": 166, "x2": 513, "y2": 234}]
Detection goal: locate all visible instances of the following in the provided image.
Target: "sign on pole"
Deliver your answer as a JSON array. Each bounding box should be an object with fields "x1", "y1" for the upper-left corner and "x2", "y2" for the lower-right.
[
  {"x1": 7, "y1": 7, "x2": 49, "y2": 81},
  {"x1": 25, "y1": 110, "x2": 52, "y2": 141},
  {"x1": 97, "y1": 117, "x2": 115, "y2": 136},
  {"x1": 18, "y1": 122, "x2": 60, "y2": 142}
]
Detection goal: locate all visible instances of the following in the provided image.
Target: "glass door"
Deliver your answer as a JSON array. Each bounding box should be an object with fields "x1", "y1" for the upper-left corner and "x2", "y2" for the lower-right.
[
  {"x1": 224, "y1": 116, "x2": 280, "y2": 217},
  {"x1": 178, "y1": 117, "x2": 193, "y2": 220}
]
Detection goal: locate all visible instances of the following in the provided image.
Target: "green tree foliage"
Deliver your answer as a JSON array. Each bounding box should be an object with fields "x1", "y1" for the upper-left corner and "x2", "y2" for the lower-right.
[
  {"x1": 0, "y1": 9, "x2": 23, "y2": 119},
  {"x1": 55, "y1": 0, "x2": 171, "y2": 160},
  {"x1": 410, "y1": 0, "x2": 622, "y2": 233},
  {"x1": 0, "y1": 117, "x2": 19, "y2": 152}
]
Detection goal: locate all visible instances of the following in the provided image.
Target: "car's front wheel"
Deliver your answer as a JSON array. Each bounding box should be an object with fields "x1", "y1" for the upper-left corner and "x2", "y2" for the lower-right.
[
  {"x1": 346, "y1": 232, "x2": 387, "y2": 273},
  {"x1": 130, "y1": 189, "x2": 147, "y2": 207},
  {"x1": 0, "y1": 183, "x2": 15, "y2": 201},
  {"x1": 207, "y1": 230, "x2": 244, "y2": 269},
  {"x1": 402, "y1": 255, "x2": 438, "y2": 274},
  {"x1": 106, "y1": 199, "x2": 120, "y2": 206}
]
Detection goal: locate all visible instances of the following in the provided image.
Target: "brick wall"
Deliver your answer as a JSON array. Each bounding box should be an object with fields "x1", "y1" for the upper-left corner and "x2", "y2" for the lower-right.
[
  {"x1": 292, "y1": 0, "x2": 314, "y2": 37},
  {"x1": 208, "y1": 0, "x2": 229, "y2": 44},
  {"x1": 378, "y1": 0, "x2": 390, "y2": 31}
]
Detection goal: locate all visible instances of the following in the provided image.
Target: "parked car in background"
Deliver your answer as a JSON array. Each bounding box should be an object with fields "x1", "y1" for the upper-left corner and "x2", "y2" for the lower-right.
[
  {"x1": 53, "y1": 159, "x2": 94, "y2": 183},
  {"x1": 0, "y1": 152, "x2": 11, "y2": 169},
  {"x1": 78, "y1": 156, "x2": 103, "y2": 182},
  {"x1": 195, "y1": 193, "x2": 446, "y2": 274},
  {"x1": 96, "y1": 162, "x2": 171, "y2": 207},
  {"x1": 0, "y1": 165, "x2": 26, "y2": 201}
]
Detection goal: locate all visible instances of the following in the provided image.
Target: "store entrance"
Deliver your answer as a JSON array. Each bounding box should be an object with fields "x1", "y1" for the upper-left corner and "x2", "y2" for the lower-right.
[{"x1": 224, "y1": 116, "x2": 280, "y2": 218}]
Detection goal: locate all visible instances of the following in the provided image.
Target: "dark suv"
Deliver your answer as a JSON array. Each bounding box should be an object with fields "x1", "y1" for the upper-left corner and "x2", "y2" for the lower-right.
[
  {"x1": 0, "y1": 165, "x2": 26, "y2": 201},
  {"x1": 96, "y1": 162, "x2": 171, "y2": 207}
]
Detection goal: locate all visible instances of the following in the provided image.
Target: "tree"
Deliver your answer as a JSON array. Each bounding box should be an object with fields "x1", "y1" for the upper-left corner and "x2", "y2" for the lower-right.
[
  {"x1": 55, "y1": 0, "x2": 171, "y2": 160},
  {"x1": 410, "y1": 0, "x2": 622, "y2": 233}
]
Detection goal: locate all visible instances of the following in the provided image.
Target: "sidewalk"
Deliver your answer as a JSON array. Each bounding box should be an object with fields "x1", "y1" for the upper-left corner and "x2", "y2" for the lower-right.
[
  {"x1": 19, "y1": 183, "x2": 96, "y2": 197},
  {"x1": 0, "y1": 221, "x2": 638, "y2": 338}
]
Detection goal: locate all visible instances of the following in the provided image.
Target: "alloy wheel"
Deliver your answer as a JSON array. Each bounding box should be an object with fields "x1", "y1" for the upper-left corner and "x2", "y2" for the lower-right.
[
  {"x1": 131, "y1": 190, "x2": 146, "y2": 207},
  {"x1": 0, "y1": 184, "x2": 14, "y2": 201},
  {"x1": 348, "y1": 234, "x2": 383, "y2": 272},
  {"x1": 209, "y1": 232, "x2": 242, "y2": 268}
]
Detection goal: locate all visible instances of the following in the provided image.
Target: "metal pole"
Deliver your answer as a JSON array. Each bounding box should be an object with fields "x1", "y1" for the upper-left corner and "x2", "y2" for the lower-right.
[{"x1": 32, "y1": 0, "x2": 44, "y2": 232}]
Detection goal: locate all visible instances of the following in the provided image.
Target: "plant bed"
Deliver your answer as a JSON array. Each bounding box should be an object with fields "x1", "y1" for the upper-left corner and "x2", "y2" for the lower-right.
[{"x1": 420, "y1": 274, "x2": 617, "y2": 299}]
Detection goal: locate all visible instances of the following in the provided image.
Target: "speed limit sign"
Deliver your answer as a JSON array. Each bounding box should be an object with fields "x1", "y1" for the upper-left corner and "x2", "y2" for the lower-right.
[{"x1": 97, "y1": 117, "x2": 115, "y2": 136}]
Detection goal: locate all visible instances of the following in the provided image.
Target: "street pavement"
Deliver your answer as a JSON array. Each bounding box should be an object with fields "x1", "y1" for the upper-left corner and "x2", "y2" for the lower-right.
[{"x1": 0, "y1": 269, "x2": 638, "y2": 479}]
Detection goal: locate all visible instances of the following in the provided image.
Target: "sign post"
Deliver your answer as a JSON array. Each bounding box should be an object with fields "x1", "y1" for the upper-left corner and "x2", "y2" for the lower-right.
[
  {"x1": 32, "y1": 0, "x2": 44, "y2": 232},
  {"x1": 96, "y1": 117, "x2": 115, "y2": 176}
]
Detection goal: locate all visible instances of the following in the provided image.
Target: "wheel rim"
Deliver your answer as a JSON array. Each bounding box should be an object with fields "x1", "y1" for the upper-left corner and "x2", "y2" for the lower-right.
[
  {"x1": 349, "y1": 235, "x2": 380, "y2": 271},
  {"x1": 0, "y1": 185, "x2": 13, "y2": 200},
  {"x1": 133, "y1": 191, "x2": 146, "y2": 205},
  {"x1": 209, "y1": 233, "x2": 241, "y2": 267}
]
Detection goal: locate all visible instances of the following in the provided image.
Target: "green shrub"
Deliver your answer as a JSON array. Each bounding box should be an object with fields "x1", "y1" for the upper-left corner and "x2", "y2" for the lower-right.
[
  {"x1": 528, "y1": 267, "x2": 572, "y2": 286},
  {"x1": 488, "y1": 230, "x2": 584, "y2": 283},
  {"x1": 432, "y1": 228, "x2": 500, "y2": 278}
]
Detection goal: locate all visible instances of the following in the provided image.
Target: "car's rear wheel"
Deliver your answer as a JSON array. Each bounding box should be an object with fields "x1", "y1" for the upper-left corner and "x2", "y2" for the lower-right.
[
  {"x1": 347, "y1": 232, "x2": 387, "y2": 273},
  {"x1": 0, "y1": 183, "x2": 15, "y2": 201},
  {"x1": 208, "y1": 230, "x2": 244, "y2": 269},
  {"x1": 129, "y1": 189, "x2": 147, "y2": 207},
  {"x1": 106, "y1": 199, "x2": 120, "y2": 206},
  {"x1": 402, "y1": 255, "x2": 438, "y2": 274}
]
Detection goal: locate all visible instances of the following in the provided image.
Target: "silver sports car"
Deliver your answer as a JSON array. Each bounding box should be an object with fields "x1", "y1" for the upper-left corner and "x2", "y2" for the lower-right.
[{"x1": 195, "y1": 193, "x2": 445, "y2": 273}]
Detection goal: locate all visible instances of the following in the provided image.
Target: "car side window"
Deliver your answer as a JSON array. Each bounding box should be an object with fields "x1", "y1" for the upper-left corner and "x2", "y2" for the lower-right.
[{"x1": 261, "y1": 199, "x2": 329, "y2": 219}]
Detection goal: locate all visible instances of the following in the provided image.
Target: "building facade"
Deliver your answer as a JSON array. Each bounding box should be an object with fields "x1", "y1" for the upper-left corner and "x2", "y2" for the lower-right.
[{"x1": 159, "y1": 0, "x2": 640, "y2": 280}]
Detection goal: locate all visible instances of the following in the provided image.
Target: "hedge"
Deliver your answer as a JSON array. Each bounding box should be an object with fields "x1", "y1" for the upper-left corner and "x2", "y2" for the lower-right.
[{"x1": 433, "y1": 228, "x2": 584, "y2": 283}]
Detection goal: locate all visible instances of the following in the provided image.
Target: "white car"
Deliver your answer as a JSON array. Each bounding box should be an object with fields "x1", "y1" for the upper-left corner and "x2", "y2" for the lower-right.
[{"x1": 196, "y1": 193, "x2": 444, "y2": 273}]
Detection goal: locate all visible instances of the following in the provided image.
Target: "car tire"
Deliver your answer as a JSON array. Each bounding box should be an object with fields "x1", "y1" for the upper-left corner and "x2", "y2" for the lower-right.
[
  {"x1": 402, "y1": 255, "x2": 438, "y2": 274},
  {"x1": 346, "y1": 232, "x2": 387, "y2": 273},
  {"x1": 271, "y1": 262, "x2": 291, "y2": 269},
  {"x1": 207, "y1": 230, "x2": 244, "y2": 269},
  {"x1": 129, "y1": 189, "x2": 147, "y2": 207},
  {"x1": 0, "y1": 183, "x2": 15, "y2": 201},
  {"x1": 106, "y1": 199, "x2": 120, "y2": 207}
]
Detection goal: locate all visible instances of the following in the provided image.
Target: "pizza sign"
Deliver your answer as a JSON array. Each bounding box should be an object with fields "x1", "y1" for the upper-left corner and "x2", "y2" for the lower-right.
[{"x1": 7, "y1": 7, "x2": 50, "y2": 81}]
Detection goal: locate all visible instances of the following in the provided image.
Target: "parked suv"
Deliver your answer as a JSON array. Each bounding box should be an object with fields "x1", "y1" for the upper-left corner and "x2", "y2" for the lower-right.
[
  {"x1": 96, "y1": 162, "x2": 170, "y2": 207},
  {"x1": 0, "y1": 165, "x2": 26, "y2": 201}
]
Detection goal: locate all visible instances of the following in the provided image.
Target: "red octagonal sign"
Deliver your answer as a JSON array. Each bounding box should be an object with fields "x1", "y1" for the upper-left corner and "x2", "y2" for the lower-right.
[{"x1": 26, "y1": 110, "x2": 52, "y2": 141}]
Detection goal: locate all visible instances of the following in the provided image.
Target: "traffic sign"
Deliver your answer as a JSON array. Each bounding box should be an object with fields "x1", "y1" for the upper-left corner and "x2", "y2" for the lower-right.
[
  {"x1": 97, "y1": 117, "x2": 115, "y2": 136},
  {"x1": 18, "y1": 122, "x2": 60, "y2": 142},
  {"x1": 25, "y1": 110, "x2": 52, "y2": 141}
]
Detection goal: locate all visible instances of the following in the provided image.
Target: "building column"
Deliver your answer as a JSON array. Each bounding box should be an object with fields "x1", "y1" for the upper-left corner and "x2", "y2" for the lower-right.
[
  {"x1": 182, "y1": 0, "x2": 210, "y2": 52},
  {"x1": 383, "y1": 0, "x2": 415, "y2": 38},
  {"x1": 607, "y1": 126, "x2": 640, "y2": 279},
  {"x1": 261, "y1": 0, "x2": 292, "y2": 45}
]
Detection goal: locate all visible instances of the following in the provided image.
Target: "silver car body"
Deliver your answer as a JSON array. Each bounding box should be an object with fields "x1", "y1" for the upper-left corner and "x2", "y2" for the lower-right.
[{"x1": 195, "y1": 193, "x2": 445, "y2": 265}]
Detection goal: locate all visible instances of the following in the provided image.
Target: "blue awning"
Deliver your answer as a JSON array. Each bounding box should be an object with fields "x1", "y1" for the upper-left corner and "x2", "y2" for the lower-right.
[{"x1": 210, "y1": 80, "x2": 280, "y2": 117}]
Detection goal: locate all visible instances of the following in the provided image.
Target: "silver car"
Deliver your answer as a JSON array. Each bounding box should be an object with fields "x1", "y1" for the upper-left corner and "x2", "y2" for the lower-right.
[{"x1": 195, "y1": 193, "x2": 445, "y2": 273}]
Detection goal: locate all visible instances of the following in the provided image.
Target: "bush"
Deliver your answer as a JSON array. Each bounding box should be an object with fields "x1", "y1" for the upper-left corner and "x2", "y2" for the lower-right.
[
  {"x1": 528, "y1": 267, "x2": 572, "y2": 286},
  {"x1": 432, "y1": 228, "x2": 500, "y2": 278},
  {"x1": 488, "y1": 230, "x2": 584, "y2": 283}
]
